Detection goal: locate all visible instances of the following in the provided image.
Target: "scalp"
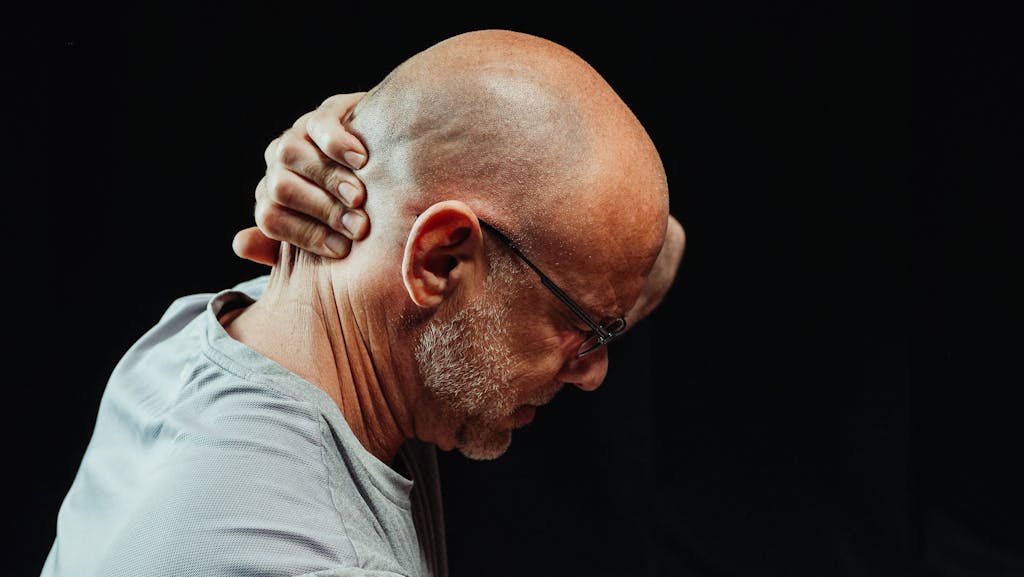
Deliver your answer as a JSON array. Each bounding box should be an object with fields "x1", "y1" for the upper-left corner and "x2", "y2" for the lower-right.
[{"x1": 349, "y1": 29, "x2": 669, "y2": 307}]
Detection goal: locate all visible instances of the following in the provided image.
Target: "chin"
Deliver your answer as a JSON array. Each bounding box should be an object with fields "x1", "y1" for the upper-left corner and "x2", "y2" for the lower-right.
[{"x1": 455, "y1": 426, "x2": 513, "y2": 461}]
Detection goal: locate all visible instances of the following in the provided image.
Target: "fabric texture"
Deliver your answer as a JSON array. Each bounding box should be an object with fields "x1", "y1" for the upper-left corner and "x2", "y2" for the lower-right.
[{"x1": 41, "y1": 276, "x2": 446, "y2": 577}]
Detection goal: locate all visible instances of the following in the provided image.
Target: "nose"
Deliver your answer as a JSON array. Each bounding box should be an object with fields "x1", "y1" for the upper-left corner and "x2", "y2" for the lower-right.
[{"x1": 555, "y1": 347, "x2": 609, "y2": 392}]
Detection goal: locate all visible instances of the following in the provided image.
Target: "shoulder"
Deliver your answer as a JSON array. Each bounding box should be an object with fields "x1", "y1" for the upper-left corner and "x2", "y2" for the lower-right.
[{"x1": 94, "y1": 405, "x2": 359, "y2": 575}]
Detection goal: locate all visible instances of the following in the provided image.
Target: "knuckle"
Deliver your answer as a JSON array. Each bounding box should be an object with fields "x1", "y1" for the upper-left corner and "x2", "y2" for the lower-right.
[
  {"x1": 285, "y1": 218, "x2": 327, "y2": 253},
  {"x1": 256, "y1": 206, "x2": 291, "y2": 239},
  {"x1": 263, "y1": 137, "x2": 280, "y2": 164},
  {"x1": 274, "y1": 138, "x2": 303, "y2": 167},
  {"x1": 254, "y1": 177, "x2": 267, "y2": 201},
  {"x1": 306, "y1": 224, "x2": 330, "y2": 249},
  {"x1": 313, "y1": 164, "x2": 334, "y2": 190},
  {"x1": 267, "y1": 174, "x2": 300, "y2": 205},
  {"x1": 253, "y1": 201, "x2": 275, "y2": 229},
  {"x1": 292, "y1": 110, "x2": 315, "y2": 129},
  {"x1": 262, "y1": 169, "x2": 281, "y2": 198},
  {"x1": 318, "y1": 94, "x2": 340, "y2": 109},
  {"x1": 316, "y1": 133, "x2": 348, "y2": 164},
  {"x1": 309, "y1": 160, "x2": 342, "y2": 191},
  {"x1": 325, "y1": 201, "x2": 346, "y2": 231}
]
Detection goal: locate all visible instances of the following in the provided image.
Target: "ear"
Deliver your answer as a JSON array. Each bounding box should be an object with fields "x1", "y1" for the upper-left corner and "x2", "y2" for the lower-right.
[{"x1": 402, "y1": 201, "x2": 485, "y2": 308}]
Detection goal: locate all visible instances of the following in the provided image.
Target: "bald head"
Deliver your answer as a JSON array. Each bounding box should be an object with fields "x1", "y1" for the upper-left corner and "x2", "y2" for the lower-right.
[
  {"x1": 349, "y1": 29, "x2": 669, "y2": 311},
  {"x1": 245, "y1": 30, "x2": 676, "y2": 461}
]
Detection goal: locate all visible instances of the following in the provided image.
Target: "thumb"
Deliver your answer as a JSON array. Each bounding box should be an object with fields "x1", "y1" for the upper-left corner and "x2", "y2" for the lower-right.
[{"x1": 232, "y1": 227, "x2": 280, "y2": 267}]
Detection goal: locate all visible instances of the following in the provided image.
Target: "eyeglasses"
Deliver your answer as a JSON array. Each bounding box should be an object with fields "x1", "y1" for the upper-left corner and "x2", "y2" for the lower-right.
[{"x1": 477, "y1": 218, "x2": 627, "y2": 358}]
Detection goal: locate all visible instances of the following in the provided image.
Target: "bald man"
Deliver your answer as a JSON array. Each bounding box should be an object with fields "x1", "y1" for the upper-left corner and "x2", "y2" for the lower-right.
[
  {"x1": 42, "y1": 30, "x2": 682, "y2": 577},
  {"x1": 234, "y1": 91, "x2": 686, "y2": 333}
]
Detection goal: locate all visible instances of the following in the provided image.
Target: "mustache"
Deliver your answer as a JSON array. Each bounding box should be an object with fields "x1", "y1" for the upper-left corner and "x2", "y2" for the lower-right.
[{"x1": 524, "y1": 384, "x2": 563, "y2": 407}]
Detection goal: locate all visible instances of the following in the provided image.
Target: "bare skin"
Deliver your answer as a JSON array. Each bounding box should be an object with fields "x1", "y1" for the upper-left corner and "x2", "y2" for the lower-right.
[
  {"x1": 232, "y1": 93, "x2": 371, "y2": 264},
  {"x1": 234, "y1": 96, "x2": 686, "y2": 329},
  {"x1": 228, "y1": 30, "x2": 682, "y2": 464}
]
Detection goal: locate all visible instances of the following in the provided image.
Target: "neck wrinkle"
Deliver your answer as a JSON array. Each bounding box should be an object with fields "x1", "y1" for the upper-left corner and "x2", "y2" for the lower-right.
[
  {"x1": 229, "y1": 250, "x2": 418, "y2": 466},
  {"x1": 310, "y1": 266, "x2": 410, "y2": 465}
]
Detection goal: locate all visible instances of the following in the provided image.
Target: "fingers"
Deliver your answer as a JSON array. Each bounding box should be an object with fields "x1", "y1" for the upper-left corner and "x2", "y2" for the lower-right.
[
  {"x1": 264, "y1": 123, "x2": 368, "y2": 215},
  {"x1": 232, "y1": 227, "x2": 281, "y2": 267},
  {"x1": 253, "y1": 177, "x2": 359, "y2": 259},
  {"x1": 306, "y1": 92, "x2": 368, "y2": 168},
  {"x1": 255, "y1": 97, "x2": 370, "y2": 260},
  {"x1": 242, "y1": 92, "x2": 369, "y2": 264},
  {"x1": 260, "y1": 140, "x2": 369, "y2": 239}
]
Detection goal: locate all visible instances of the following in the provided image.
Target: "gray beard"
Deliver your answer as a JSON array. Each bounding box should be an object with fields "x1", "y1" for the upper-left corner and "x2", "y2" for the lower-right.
[{"x1": 415, "y1": 292, "x2": 517, "y2": 460}]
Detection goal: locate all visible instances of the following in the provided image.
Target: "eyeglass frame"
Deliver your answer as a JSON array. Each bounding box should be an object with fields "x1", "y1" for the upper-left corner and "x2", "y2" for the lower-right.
[{"x1": 476, "y1": 218, "x2": 627, "y2": 358}]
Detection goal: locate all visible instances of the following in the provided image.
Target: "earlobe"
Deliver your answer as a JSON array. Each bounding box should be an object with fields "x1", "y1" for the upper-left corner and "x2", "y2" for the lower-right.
[{"x1": 402, "y1": 201, "x2": 485, "y2": 308}]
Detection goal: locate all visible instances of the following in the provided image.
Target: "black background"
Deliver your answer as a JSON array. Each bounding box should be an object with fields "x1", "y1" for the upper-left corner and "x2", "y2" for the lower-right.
[{"x1": 10, "y1": 3, "x2": 1020, "y2": 577}]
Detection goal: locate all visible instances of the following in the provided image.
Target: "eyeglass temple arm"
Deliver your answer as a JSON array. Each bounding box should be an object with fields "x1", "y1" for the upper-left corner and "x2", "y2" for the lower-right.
[
  {"x1": 477, "y1": 219, "x2": 612, "y2": 338},
  {"x1": 537, "y1": 276, "x2": 611, "y2": 338}
]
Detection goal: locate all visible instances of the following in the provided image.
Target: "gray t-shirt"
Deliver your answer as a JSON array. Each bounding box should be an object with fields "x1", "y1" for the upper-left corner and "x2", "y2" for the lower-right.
[{"x1": 41, "y1": 276, "x2": 447, "y2": 577}]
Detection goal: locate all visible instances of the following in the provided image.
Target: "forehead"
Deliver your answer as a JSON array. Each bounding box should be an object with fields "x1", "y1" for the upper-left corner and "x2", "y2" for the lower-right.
[
  {"x1": 483, "y1": 132, "x2": 669, "y2": 320},
  {"x1": 489, "y1": 219, "x2": 656, "y2": 321}
]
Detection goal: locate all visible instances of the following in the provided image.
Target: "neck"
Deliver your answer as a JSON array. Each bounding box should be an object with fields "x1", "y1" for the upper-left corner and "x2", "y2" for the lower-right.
[{"x1": 224, "y1": 254, "x2": 417, "y2": 464}]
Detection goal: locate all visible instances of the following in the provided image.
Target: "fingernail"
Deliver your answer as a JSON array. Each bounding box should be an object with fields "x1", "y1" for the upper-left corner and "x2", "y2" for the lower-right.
[
  {"x1": 343, "y1": 151, "x2": 366, "y2": 169},
  {"x1": 325, "y1": 233, "x2": 351, "y2": 257},
  {"x1": 342, "y1": 212, "x2": 366, "y2": 237},
  {"x1": 338, "y1": 182, "x2": 358, "y2": 205}
]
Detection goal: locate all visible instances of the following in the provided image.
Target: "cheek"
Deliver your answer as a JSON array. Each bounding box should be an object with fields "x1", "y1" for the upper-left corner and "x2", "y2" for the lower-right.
[
  {"x1": 510, "y1": 313, "x2": 581, "y2": 355},
  {"x1": 499, "y1": 294, "x2": 583, "y2": 385},
  {"x1": 505, "y1": 331, "x2": 576, "y2": 387}
]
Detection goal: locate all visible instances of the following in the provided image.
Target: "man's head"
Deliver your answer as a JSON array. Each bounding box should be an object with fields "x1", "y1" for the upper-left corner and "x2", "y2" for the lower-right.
[{"x1": 309, "y1": 30, "x2": 671, "y2": 459}]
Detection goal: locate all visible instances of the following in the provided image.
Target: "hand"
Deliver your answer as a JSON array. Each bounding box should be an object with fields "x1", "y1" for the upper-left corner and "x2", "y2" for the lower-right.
[
  {"x1": 233, "y1": 93, "x2": 370, "y2": 266},
  {"x1": 625, "y1": 214, "x2": 686, "y2": 327}
]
